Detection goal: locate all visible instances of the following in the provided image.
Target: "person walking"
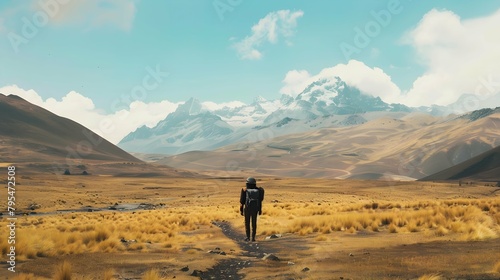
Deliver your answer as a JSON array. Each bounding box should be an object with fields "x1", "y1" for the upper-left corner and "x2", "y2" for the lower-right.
[{"x1": 240, "y1": 177, "x2": 264, "y2": 242}]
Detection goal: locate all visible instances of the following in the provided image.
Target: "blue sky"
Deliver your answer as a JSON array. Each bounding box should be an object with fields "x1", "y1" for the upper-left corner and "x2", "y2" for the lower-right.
[{"x1": 1, "y1": 0, "x2": 500, "y2": 143}]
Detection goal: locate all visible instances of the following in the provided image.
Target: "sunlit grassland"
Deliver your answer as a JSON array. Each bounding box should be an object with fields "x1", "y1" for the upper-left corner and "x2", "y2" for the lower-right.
[
  {"x1": 257, "y1": 198, "x2": 500, "y2": 240},
  {"x1": 1, "y1": 176, "x2": 499, "y2": 279},
  {"x1": 0, "y1": 205, "x2": 239, "y2": 261},
  {"x1": 1, "y1": 197, "x2": 498, "y2": 262}
]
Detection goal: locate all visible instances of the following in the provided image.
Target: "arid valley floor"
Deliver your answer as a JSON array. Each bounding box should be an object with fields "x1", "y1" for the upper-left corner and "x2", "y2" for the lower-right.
[{"x1": 0, "y1": 172, "x2": 499, "y2": 280}]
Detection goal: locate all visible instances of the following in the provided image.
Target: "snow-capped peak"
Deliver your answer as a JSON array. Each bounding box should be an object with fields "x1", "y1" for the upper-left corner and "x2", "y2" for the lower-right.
[{"x1": 296, "y1": 77, "x2": 344, "y2": 106}]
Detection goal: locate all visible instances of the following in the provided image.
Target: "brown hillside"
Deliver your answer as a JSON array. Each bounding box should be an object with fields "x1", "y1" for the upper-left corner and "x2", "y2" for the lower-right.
[
  {"x1": 0, "y1": 94, "x2": 140, "y2": 163},
  {"x1": 160, "y1": 113, "x2": 500, "y2": 180},
  {"x1": 420, "y1": 144, "x2": 500, "y2": 181}
]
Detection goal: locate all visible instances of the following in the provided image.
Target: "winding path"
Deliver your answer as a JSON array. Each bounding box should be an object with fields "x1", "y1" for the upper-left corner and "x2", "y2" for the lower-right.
[{"x1": 199, "y1": 221, "x2": 278, "y2": 280}]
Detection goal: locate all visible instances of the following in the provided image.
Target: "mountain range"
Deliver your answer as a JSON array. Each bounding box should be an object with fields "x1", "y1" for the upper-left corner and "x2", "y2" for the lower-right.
[
  {"x1": 2, "y1": 75, "x2": 499, "y2": 181},
  {"x1": 118, "y1": 76, "x2": 487, "y2": 156},
  {"x1": 158, "y1": 110, "x2": 500, "y2": 180}
]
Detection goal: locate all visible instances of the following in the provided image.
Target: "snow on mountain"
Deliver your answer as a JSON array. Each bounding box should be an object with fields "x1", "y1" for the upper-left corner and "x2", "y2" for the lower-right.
[
  {"x1": 118, "y1": 76, "x2": 486, "y2": 155},
  {"x1": 264, "y1": 77, "x2": 411, "y2": 124},
  {"x1": 119, "y1": 98, "x2": 235, "y2": 154},
  {"x1": 213, "y1": 96, "x2": 284, "y2": 127}
]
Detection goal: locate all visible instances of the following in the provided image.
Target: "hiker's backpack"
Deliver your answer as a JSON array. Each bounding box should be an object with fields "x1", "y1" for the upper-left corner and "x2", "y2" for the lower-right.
[{"x1": 246, "y1": 188, "x2": 260, "y2": 210}]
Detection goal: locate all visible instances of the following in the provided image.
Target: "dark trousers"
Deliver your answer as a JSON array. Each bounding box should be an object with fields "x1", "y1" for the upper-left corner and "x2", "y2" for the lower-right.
[{"x1": 244, "y1": 207, "x2": 258, "y2": 239}]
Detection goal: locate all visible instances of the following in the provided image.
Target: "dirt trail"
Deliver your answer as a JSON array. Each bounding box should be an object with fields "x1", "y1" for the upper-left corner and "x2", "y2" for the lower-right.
[{"x1": 199, "y1": 221, "x2": 279, "y2": 280}]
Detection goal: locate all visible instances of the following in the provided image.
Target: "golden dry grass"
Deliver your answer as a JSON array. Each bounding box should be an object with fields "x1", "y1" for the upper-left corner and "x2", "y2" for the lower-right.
[
  {"x1": 254, "y1": 198, "x2": 500, "y2": 241},
  {"x1": 53, "y1": 261, "x2": 72, "y2": 280},
  {"x1": 1, "y1": 194, "x2": 498, "y2": 262},
  {"x1": 0, "y1": 175, "x2": 498, "y2": 279},
  {"x1": 494, "y1": 260, "x2": 500, "y2": 274},
  {"x1": 12, "y1": 274, "x2": 37, "y2": 280},
  {"x1": 142, "y1": 269, "x2": 161, "y2": 280},
  {"x1": 0, "y1": 206, "x2": 237, "y2": 261},
  {"x1": 418, "y1": 274, "x2": 443, "y2": 280},
  {"x1": 103, "y1": 269, "x2": 116, "y2": 280}
]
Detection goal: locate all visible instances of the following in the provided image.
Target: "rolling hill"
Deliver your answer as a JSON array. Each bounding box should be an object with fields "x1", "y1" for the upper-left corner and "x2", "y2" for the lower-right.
[
  {"x1": 159, "y1": 112, "x2": 500, "y2": 180},
  {"x1": 0, "y1": 94, "x2": 139, "y2": 163},
  {"x1": 420, "y1": 145, "x2": 500, "y2": 181},
  {"x1": 0, "y1": 94, "x2": 181, "y2": 176}
]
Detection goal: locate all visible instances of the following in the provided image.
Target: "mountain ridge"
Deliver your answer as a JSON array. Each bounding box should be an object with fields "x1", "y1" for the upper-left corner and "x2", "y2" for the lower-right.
[
  {"x1": 420, "y1": 144, "x2": 500, "y2": 181},
  {"x1": 119, "y1": 76, "x2": 416, "y2": 154},
  {"x1": 157, "y1": 111, "x2": 500, "y2": 180}
]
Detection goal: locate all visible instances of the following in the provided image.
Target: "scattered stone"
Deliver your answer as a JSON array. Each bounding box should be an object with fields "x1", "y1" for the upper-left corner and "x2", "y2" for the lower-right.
[
  {"x1": 82, "y1": 171, "x2": 89, "y2": 175},
  {"x1": 302, "y1": 267, "x2": 310, "y2": 272},
  {"x1": 262, "y1": 253, "x2": 280, "y2": 261},
  {"x1": 63, "y1": 169, "x2": 71, "y2": 175},
  {"x1": 29, "y1": 203, "x2": 41, "y2": 210},
  {"x1": 349, "y1": 253, "x2": 354, "y2": 257},
  {"x1": 180, "y1": 266, "x2": 189, "y2": 272},
  {"x1": 265, "y1": 234, "x2": 282, "y2": 240},
  {"x1": 271, "y1": 199, "x2": 279, "y2": 203},
  {"x1": 208, "y1": 247, "x2": 226, "y2": 255},
  {"x1": 120, "y1": 238, "x2": 137, "y2": 244},
  {"x1": 287, "y1": 261, "x2": 295, "y2": 266},
  {"x1": 191, "y1": 270, "x2": 203, "y2": 277}
]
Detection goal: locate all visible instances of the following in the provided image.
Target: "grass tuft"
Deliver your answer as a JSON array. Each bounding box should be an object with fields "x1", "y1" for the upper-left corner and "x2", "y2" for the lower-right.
[
  {"x1": 418, "y1": 273, "x2": 443, "y2": 280},
  {"x1": 493, "y1": 260, "x2": 500, "y2": 274},
  {"x1": 12, "y1": 274, "x2": 37, "y2": 280},
  {"x1": 53, "y1": 261, "x2": 72, "y2": 280},
  {"x1": 142, "y1": 269, "x2": 161, "y2": 280},
  {"x1": 103, "y1": 269, "x2": 116, "y2": 280}
]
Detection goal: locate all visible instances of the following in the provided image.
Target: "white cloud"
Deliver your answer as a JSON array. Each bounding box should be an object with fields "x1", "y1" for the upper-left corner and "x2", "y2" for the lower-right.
[
  {"x1": 281, "y1": 60, "x2": 402, "y2": 103},
  {"x1": 403, "y1": 8, "x2": 500, "y2": 106},
  {"x1": 232, "y1": 10, "x2": 304, "y2": 60},
  {"x1": 0, "y1": 85, "x2": 179, "y2": 144},
  {"x1": 280, "y1": 69, "x2": 311, "y2": 97},
  {"x1": 281, "y1": 9, "x2": 500, "y2": 108}
]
